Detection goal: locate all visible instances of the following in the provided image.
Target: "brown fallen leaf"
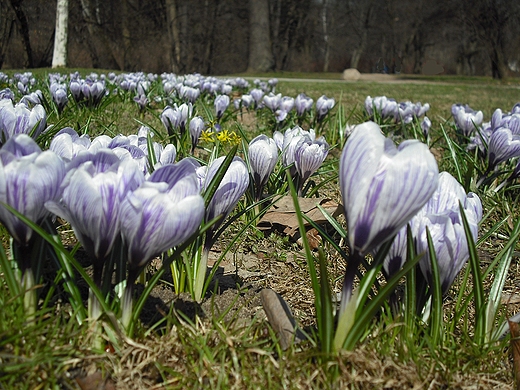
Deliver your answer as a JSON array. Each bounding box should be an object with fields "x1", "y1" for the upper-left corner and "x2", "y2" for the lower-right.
[
  {"x1": 75, "y1": 370, "x2": 115, "y2": 390},
  {"x1": 257, "y1": 196, "x2": 343, "y2": 241},
  {"x1": 502, "y1": 293, "x2": 520, "y2": 304},
  {"x1": 509, "y1": 320, "x2": 520, "y2": 390}
]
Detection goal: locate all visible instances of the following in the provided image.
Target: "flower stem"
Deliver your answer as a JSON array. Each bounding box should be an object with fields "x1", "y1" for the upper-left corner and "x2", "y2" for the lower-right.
[
  {"x1": 339, "y1": 249, "x2": 363, "y2": 317},
  {"x1": 121, "y1": 268, "x2": 138, "y2": 332}
]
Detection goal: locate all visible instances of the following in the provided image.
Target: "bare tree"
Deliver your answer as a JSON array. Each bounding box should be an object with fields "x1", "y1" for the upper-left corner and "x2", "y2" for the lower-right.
[
  {"x1": 52, "y1": 0, "x2": 68, "y2": 68},
  {"x1": 248, "y1": 0, "x2": 274, "y2": 72},
  {"x1": 463, "y1": 0, "x2": 516, "y2": 79},
  {"x1": 9, "y1": 0, "x2": 33, "y2": 67},
  {"x1": 348, "y1": 0, "x2": 375, "y2": 70},
  {"x1": 79, "y1": 0, "x2": 120, "y2": 69},
  {"x1": 0, "y1": 2, "x2": 16, "y2": 68},
  {"x1": 164, "y1": 0, "x2": 182, "y2": 72}
]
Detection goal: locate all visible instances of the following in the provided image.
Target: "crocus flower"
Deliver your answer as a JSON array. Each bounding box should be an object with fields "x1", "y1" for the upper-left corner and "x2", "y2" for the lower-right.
[
  {"x1": 214, "y1": 95, "x2": 230, "y2": 120},
  {"x1": 203, "y1": 156, "x2": 250, "y2": 238},
  {"x1": 295, "y1": 93, "x2": 314, "y2": 117},
  {"x1": 50, "y1": 83, "x2": 68, "y2": 114},
  {"x1": 176, "y1": 103, "x2": 193, "y2": 134},
  {"x1": 46, "y1": 149, "x2": 144, "y2": 283},
  {"x1": 250, "y1": 89, "x2": 264, "y2": 107},
  {"x1": 20, "y1": 90, "x2": 44, "y2": 107},
  {"x1": 487, "y1": 127, "x2": 520, "y2": 171},
  {"x1": 0, "y1": 99, "x2": 47, "y2": 144},
  {"x1": 294, "y1": 136, "x2": 329, "y2": 194},
  {"x1": 275, "y1": 109, "x2": 288, "y2": 123},
  {"x1": 263, "y1": 93, "x2": 282, "y2": 112},
  {"x1": 49, "y1": 127, "x2": 91, "y2": 162},
  {"x1": 238, "y1": 94, "x2": 254, "y2": 109},
  {"x1": 179, "y1": 86, "x2": 200, "y2": 103},
  {"x1": 248, "y1": 134, "x2": 279, "y2": 200},
  {"x1": 119, "y1": 158, "x2": 204, "y2": 326},
  {"x1": 121, "y1": 159, "x2": 204, "y2": 269},
  {"x1": 415, "y1": 172, "x2": 482, "y2": 294},
  {"x1": 280, "y1": 96, "x2": 295, "y2": 113},
  {"x1": 160, "y1": 105, "x2": 180, "y2": 137},
  {"x1": 189, "y1": 116, "x2": 205, "y2": 153},
  {"x1": 193, "y1": 155, "x2": 249, "y2": 302},
  {"x1": 0, "y1": 134, "x2": 65, "y2": 247},
  {"x1": 452, "y1": 103, "x2": 483, "y2": 137},
  {"x1": 339, "y1": 121, "x2": 438, "y2": 311},
  {"x1": 133, "y1": 93, "x2": 149, "y2": 112},
  {"x1": 340, "y1": 121, "x2": 438, "y2": 255},
  {"x1": 421, "y1": 117, "x2": 432, "y2": 140},
  {"x1": 0, "y1": 88, "x2": 15, "y2": 101},
  {"x1": 316, "y1": 95, "x2": 335, "y2": 122},
  {"x1": 274, "y1": 126, "x2": 316, "y2": 177}
]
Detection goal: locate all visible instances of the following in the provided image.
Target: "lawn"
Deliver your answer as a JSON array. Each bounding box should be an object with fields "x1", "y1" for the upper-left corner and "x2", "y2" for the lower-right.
[{"x1": 0, "y1": 69, "x2": 519, "y2": 389}]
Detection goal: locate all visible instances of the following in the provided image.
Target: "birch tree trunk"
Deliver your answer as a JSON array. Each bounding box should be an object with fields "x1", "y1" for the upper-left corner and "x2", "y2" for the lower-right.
[
  {"x1": 52, "y1": 0, "x2": 68, "y2": 68},
  {"x1": 321, "y1": 0, "x2": 330, "y2": 72}
]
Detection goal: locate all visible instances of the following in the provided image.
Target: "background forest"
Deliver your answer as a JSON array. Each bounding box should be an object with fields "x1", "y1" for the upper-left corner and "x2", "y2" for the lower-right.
[{"x1": 1, "y1": 0, "x2": 520, "y2": 78}]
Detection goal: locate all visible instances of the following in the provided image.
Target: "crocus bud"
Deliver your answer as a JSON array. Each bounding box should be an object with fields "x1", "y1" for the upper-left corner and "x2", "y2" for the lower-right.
[
  {"x1": 248, "y1": 134, "x2": 279, "y2": 200},
  {"x1": 214, "y1": 95, "x2": 230, "y2": 120}
]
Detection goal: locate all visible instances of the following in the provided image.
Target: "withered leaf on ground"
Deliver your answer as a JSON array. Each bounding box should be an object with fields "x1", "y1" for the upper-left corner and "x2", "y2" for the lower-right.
[{"x1": 257, "y1": 196, "x2": 343, "y2": 238}]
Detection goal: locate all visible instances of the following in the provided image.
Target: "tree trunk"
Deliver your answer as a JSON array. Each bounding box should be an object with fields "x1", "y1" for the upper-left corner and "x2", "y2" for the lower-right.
[
  {"x1": 248, "y1": 0, "x2": 274, "y2": 72},
  {"x1": 490, "y1": 45, "x2": 508, "y2": 79},
  {"x1": 202, "y1": 0, "x2": 220, "y2": 74},
  {"x1": 52, "y1": 0, "x2": 68, "y2": 68},
  {"x1": 349, "y1": 4, "x2": 372, "y2": 70},
  {"x1": 321, "y1": 0, "x2": 330, "y2": 72},
  {"x1": 0, "y1": 2, "x2": 16, "y2": 68},
  {"x1": 121, "y1": 0, "x2": 131, "y2": 70},
  {"x1": 79, "y1": 0, "x2": 120, "y2": 69},
  {"x1": 9, "y1": 0, "x2": 33, "y2": 67},
  {"x1": 165, "y1": 0, "x2": 181, "y2": 73}
]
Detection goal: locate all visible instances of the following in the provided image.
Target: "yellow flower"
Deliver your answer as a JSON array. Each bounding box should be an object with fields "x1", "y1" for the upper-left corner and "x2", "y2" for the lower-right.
[
  {"x1": 228, "y1": 131, "x2": 242, "y2": 145},
  {"x1": 216, "y1": 129, "x2": 231, "y2": 143},
  {"x1": 201, "y1": 129, "x2": 215, "y2": 143}
]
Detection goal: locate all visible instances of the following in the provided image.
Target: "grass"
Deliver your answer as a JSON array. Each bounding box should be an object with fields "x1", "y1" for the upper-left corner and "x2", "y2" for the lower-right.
[{"x1": 0, "y1": 68, "x2": 519, "y2": 388}]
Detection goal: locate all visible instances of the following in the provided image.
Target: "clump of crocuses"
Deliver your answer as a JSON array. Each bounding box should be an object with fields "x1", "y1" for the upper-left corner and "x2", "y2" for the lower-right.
[
  {"x1": 0, "y1": 99, "x2": 47, "y2": 145},
  {"x1": 274, "y1": 126, "x2": 329, "y2": 196}
]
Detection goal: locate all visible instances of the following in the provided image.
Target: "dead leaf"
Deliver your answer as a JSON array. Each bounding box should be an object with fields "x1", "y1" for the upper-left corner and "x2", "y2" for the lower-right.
[
  {"x1": 509, "y1": 320, "x2": 520, "y2": 390},
  {"x1": 296, "y1": 228, "x2": 322, "y2": 250},
  {"x1": 502, "y1": 293, "x2": 520, "y2": 304},
  {"x1": 75, "y1": 371, "x2": 115, "y2": 390},
  {"x1": 257, "y1": 196, "x2": 343, "y2": 240}
]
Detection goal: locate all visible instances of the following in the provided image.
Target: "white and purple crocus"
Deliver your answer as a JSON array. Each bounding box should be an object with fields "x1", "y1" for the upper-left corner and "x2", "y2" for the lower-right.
[
  {"x1": 248, "y1": 134, "x2": 279, "y2": 200},
  {"x1": 339, "y1": 121, "x2": 439, "y2": 311},
  {"x1": 46, "y1": 149, "x2": 144, "y2": 285}
]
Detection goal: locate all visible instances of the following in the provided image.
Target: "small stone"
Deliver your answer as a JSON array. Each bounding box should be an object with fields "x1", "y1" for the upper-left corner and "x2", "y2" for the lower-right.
[
  {"x1": 260, "y1": 289, "x2": 305, "y2": 350},
  {"x1": 342, "y1": 68, "x2": 361, "y2": 81}
]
